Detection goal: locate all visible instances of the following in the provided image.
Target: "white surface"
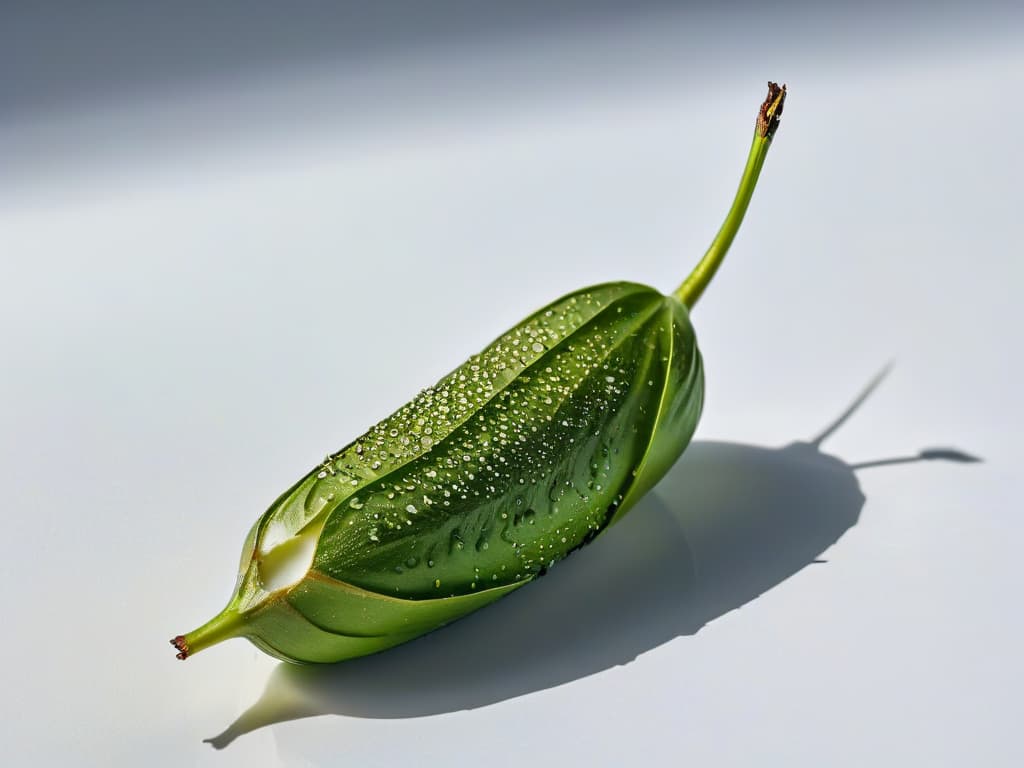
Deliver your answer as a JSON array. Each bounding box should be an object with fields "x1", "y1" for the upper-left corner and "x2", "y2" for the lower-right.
[{"x1": 1, "y1": 6, "x2": 1021, "y2": 766}]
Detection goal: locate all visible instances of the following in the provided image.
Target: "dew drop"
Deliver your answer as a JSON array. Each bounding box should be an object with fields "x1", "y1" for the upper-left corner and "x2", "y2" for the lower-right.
[{"x1": 449, "y1": 529, "x2": 465, "y2": 553}]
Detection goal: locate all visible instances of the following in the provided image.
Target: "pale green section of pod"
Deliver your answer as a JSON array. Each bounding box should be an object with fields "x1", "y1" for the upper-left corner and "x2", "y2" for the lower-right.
[
  {"x1": 231, "y1": 572, "x2": 525, "y2": 664},
  {"x1": 239, "y1": 598, "x2": 418, "y2": 665},
  {"x1": 286, "y1": 572, "x2": 526, "y2": 637}
]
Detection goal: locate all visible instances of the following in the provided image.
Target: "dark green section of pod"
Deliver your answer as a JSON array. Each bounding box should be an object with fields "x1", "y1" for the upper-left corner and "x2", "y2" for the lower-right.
[
  {"x1": 247, "y1": 282, "x2": 657, "y2": 566},
  {"x1": 311, "y1": 284, "x2": 703, "y2": 599}
]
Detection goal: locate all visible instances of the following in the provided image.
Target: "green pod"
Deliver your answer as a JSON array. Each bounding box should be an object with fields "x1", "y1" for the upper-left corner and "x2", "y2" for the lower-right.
[{"x1": 173, "y1": 83, "x2": 787, "y2": 664}]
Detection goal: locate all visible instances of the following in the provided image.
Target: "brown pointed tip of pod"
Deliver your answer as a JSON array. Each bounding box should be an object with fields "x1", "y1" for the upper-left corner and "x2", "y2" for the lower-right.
[
  {"x1": 757, "y1": 82, "x2": 787, "y2": 140},
  {"x1": 171, "y1": 635, "x2": 189, "y2": 660}
]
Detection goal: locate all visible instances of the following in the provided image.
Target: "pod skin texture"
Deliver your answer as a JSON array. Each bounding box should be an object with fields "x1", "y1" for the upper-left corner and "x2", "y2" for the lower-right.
[{"x1": 173, "y1": 83, "x2": 785, "y2": 665}]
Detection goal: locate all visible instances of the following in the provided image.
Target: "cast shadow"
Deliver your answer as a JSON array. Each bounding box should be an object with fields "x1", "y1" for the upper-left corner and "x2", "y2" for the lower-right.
[{"x1": 207, "y1": 377, "x2": 978, "y2": 748}]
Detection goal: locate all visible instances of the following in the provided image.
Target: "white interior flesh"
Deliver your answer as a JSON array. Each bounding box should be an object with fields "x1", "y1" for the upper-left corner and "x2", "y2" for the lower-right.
[{"x1": 256, "y1": 517, "x2": 327, "y2": 593}]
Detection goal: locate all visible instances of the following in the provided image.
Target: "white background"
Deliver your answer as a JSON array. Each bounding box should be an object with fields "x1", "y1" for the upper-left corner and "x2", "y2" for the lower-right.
[{"x1": 1, "y1": 4, "x2": 1021, "y2": 766}]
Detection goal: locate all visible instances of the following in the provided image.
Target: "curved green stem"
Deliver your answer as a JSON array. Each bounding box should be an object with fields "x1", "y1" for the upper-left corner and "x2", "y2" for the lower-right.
[{"x1": 674, "y1": 82, "x2": 786, "y2": 309}]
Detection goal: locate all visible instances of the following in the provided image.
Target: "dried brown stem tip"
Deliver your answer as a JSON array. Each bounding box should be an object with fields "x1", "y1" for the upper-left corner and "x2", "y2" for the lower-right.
[
  {"x1": 757, "y1": 82, "x2": 787, "y2": 140},
  {"x1": 171, "y1": 635, "x2": 189, "y2": 660}
]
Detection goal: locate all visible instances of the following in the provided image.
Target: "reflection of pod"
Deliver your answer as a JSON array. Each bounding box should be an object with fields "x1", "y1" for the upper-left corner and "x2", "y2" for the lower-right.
[{"x1": 172, "y1": 84, "x2": 787, "y2": 665}]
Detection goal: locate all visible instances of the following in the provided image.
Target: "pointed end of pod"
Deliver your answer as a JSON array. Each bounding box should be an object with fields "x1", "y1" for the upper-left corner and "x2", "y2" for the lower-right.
[{"x1": 170, "y1": 606, "x2": 246, "y2": 662}]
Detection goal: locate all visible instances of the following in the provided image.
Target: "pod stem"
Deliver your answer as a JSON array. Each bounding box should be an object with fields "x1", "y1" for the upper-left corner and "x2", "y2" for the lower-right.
[
  {"x1": 673, "y1": 82, "x2": 786, "y2": 309},
  {"x1": 171, "y1": 605, "x2": 245, "y2": 660}
]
